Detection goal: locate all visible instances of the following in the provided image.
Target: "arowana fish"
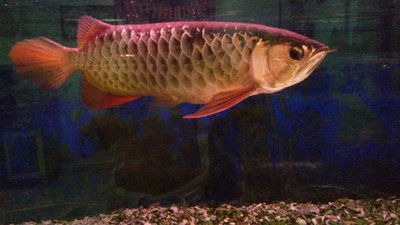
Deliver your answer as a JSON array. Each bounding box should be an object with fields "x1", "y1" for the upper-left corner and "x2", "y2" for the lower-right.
[{"x1": 10, "y1": 16, "x2": 331, "y2": 118}]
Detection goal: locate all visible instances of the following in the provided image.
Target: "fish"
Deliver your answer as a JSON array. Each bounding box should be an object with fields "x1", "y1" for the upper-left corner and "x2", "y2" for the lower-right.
[{"x1": 9, "y1": 16, "x2": 332, "y2": 118}]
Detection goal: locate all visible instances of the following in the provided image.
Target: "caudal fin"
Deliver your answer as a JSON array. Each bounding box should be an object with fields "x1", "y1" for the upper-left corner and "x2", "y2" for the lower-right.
[{"x1": 9, "y1": 37, "x2": 78, "y2": 90}]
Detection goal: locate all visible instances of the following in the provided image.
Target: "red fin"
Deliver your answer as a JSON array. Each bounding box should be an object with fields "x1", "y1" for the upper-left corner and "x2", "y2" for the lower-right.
[
  {"x1": 82, "y1": 78, "x2": 141, "y2": 109},
  {"x1": 183, "y1": 85, "x2": 257, "y2": 119},
  {"x1": 9, "y1": 37, "x2": 77, "y2": 90},
  {"x1": 77, "y1": 16, "x2": 112, "y2": 48}
]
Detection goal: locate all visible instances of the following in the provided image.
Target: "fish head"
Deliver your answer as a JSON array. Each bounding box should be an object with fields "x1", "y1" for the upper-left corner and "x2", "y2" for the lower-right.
[{"x1": 251, "y1": 37, "x2": 332, "y2": 94}]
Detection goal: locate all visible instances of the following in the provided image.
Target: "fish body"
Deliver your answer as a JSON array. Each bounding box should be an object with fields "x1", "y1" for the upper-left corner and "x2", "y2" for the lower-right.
[
  {"x1": 78, "y1": 20, "x2": 258, "y2": 105},
  {"x1": 10, "y1": 16, "x2": 331, "y2": 118}
]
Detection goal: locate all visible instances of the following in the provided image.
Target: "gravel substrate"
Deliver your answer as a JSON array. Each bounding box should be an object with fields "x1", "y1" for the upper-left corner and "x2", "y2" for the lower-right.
[{"x1": 18, "y1": 197, "x2": 399, "y2": 225}]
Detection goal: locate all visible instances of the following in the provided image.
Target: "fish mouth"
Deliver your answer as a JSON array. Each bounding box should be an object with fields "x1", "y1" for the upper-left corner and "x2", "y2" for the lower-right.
[
  {"x1": 307, "y1": 51, "x2": 327, "y2": 72},
  {"x1": 315, "y1": 46, "x2": 336, "y2": 54},
  {"x1": 304, "y1": 46, "x2": 335, "y2": 74},
  {"x1": 293, "y1": 49, "x2": 329, "y2": 82}
]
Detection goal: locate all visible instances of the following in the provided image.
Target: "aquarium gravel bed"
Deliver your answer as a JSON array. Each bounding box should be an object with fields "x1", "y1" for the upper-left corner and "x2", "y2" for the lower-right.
[{"x1": 19, "y1": 197, "x2": 399, "y2": 225}]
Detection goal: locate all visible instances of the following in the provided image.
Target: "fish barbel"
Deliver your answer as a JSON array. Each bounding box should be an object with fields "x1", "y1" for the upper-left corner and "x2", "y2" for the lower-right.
[{"x1": 10, "y1": 16, "x2": 331, "y2": 118}]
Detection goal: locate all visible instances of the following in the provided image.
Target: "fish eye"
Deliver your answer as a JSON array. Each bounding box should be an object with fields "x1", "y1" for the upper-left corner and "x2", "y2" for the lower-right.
[{"x1": 289, "y1": 45, "x2": 304, "y2": 61}]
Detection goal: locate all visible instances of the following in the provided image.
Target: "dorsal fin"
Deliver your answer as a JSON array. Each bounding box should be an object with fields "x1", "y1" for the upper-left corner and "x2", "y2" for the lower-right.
[{"x1": 77, "y1": 16, "x2": 112, "y2": 48}]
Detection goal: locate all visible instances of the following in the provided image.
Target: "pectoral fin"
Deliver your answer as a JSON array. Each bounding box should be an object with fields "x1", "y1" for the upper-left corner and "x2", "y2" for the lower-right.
[
  {"x1": 82, "y1": 78, "x2": 141, "y2": 109},
  {"x1": 183, "y1": 85, "x2": 257, "y2": 119}
]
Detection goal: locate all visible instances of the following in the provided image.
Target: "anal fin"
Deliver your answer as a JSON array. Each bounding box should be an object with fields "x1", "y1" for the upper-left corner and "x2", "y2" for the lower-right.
[
  {"x1": 83, "y1": 78, "x2": 141, "y2": 109},
  {"x1": 183, "y1": 85, "x2": 257, "y2": 119}
]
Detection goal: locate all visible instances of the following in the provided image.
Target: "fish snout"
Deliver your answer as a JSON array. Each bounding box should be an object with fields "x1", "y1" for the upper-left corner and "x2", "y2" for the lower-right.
[{"x1": 316, "y1": 46, "x2": 336, "y2": 54}]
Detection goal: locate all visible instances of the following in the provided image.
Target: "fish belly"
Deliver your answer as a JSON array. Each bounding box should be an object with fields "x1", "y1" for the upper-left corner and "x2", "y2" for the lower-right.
[{"x1": 76, "y1": 24, "x2": 259, "y2": 104}]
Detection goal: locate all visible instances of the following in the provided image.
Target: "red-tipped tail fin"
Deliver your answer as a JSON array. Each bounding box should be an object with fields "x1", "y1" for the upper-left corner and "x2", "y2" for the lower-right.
[{"x1": 9, "y1": 37, "x2": 77, "y2": 90}]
